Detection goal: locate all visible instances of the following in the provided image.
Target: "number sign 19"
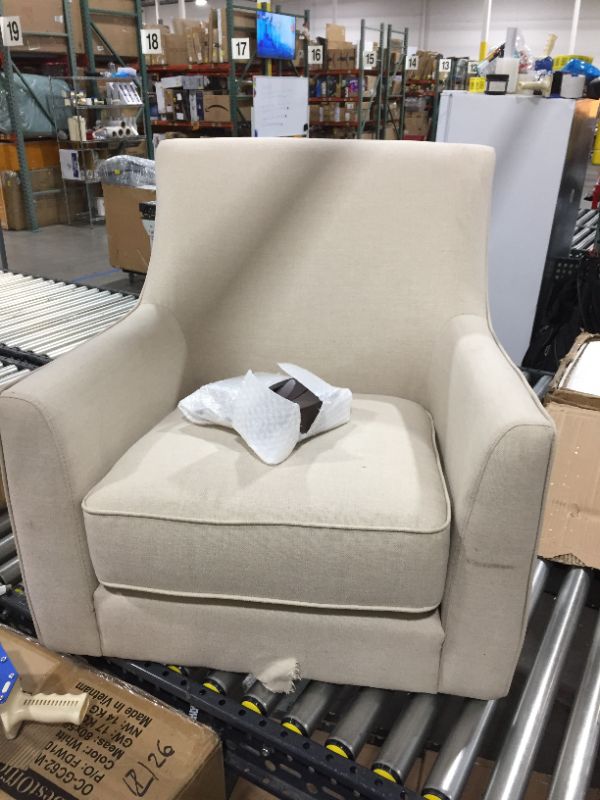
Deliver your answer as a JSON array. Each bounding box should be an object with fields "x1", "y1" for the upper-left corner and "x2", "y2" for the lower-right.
[
  {"x1": 232, "y1": 37, "x2": 250, "y2": 61},
  {"x1": 308, "y1": 45, "x2": 323, "y2": 66},
  {"x1": 0, "y1": 17, "x2": 23, "y2": 48},
  {"x1": 142, "y1": 29, "x2": 163, "y2": 55}
]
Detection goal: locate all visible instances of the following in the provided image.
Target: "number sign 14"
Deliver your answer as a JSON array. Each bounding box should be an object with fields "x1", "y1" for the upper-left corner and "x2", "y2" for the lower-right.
[{"x1": 0, "y1": 17, "x2": 23, "y2": 48}]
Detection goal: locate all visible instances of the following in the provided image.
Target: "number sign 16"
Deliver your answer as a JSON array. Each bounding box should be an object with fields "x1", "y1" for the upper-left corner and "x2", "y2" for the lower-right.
[
  {"x1": 142, "y1": 29, "x2": 163, "y2": 55},
  {"x1": 308, "y1": 45, "x2": 323, "y2": 66},
  {"x1": 0, "y1": 17, "x2": 23, "y2": 48}
]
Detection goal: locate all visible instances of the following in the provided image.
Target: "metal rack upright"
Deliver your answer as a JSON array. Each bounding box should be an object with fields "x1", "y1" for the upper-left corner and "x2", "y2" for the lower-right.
[{"x1": 0, "y1": 0, "x2": 78, "y2": 231}]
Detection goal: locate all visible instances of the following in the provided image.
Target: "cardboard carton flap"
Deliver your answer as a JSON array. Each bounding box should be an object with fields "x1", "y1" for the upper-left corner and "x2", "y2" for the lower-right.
[
  {"x1": 538, "y1": 401, "x2": 600, "y2": 568},
  {"x1": 0, "y1": 625, "x2": 224, "y2": 800}
]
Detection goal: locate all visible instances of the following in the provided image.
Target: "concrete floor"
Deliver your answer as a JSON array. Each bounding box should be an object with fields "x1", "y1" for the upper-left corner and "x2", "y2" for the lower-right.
[{"x1": 3, "y1": 224, "x2": 145, "y2": 296}]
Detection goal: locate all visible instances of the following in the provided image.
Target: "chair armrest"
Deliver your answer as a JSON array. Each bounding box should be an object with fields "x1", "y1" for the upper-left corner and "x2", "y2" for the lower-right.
[
  {"x1": 426, "y1": 314, "x2": 554, "y2": 698},
  {"x1": 0, "y1": 303, "x2": 187, "y2": 655}
]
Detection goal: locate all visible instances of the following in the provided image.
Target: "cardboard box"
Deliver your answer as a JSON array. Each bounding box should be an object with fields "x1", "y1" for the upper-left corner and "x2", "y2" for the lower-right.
[
  {"x1": 71, "y1": 0, "x2": 139, "y2": 58},
  {"x1": 163, "y1": 32, "x2": 190, "y2": 66},
  {"x1": 326, "y1": 45, "x2": 356, "y2": 70},
  {"x1": 103, "y1": 183, "x2": 155, "y2": 274},
  {"x1": 404, "y1": 111, "x2": 430, "y2": 138},
  {"x1": 538, "y1": 333, "x2": 600, "y2": 568},
  {"x1": 326, "y1": 23, "x2": 346, "y2": 43},
  {"x1": 0, "y1": 168, "x2": 85, "y2": 231},
  {"x1": 0, "y1": 625, "x2": 225, "y2": 800},
  {"x1": 6, "y1": 0, "x2": 138, "y2": 57},
  {"x1": 203, "y1": 93, "x2": 231, "y2": 123},
  {"x1": 0, "y1": 141, "x2": 59, "y2": 173}
]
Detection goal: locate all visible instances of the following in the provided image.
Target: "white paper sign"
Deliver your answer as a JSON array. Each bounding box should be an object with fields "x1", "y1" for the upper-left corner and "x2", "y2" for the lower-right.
[
  {"x1": 363, "y1": 50, "x2": 377, "y2": 69},
  {"x1": 440, "y1": 58, "x2": 452, "y2": 74},
  {"x1": 253, "y1": 76, "x2": 309, "y2": 138},
  {"x1": 468, "y1": 60, "x2": 479, "y2": 75},
  {"x1": 142, "y1": 29, "x2": 163, "y2": 55},
  {"x1": 308, "y1": 45, "x2": 323, "y2": 66},
  {"x1": 0, "y1": 16, "x2": 23, "y2": 48},
  {"x1": 232, "y1": 37, "x2": 250, "y2": 61},
  {"x1": 406, "y1": 54, "x2": 419, "y2": 71}
]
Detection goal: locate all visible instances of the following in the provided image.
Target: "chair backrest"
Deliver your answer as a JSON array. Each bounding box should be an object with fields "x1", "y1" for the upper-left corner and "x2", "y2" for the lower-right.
[{"x1": 143, "y1": 138, "x2": 494, "y2": 400}]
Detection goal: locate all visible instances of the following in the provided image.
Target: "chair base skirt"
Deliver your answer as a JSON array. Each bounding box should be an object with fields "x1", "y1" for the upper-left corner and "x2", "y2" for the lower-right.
[{"x1": 94, "y1": 586, "x2": 444, "y2": 694}]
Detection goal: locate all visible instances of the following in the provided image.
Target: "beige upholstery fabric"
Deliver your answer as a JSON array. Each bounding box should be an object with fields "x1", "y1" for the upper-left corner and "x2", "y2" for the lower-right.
[
  {"x1": 426, "y1": 315, "x2": 554, "y2": 697},
  {"x1": 94, "y1": 587, "x2": 445, "y2": 693},
  {"x1": 0, "y1": 139, "x2": 554, "y2": 698},
  {"x1": 83, "y1": 396, "x2": 450, "y2": 612},
  {"x1": 0, "y1": 305, "x2": 188, "y2": 654}
]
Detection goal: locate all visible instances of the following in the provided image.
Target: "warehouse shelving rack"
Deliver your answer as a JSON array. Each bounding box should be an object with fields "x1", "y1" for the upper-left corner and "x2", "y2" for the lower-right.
[
  {"x1": 379, "y1": 25, "x2": 409, "y2": 140},
  {"x1": 226, "y1": 0, "x2": 310, "y2": 137},
  {"x1": 0, "y1": 0, "x2": 78, "y2": 231},
  {"x1": 79, "y1": 0, "x2": 153, "y2": 158}
]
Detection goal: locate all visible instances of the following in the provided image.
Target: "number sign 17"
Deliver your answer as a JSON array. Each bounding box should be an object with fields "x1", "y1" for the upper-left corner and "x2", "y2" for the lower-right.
[
  {"x1": 0, "y1": 17, "x2": 23, "y2": 48},
  {"x1": 232, "y1": 38, "x2": 250, "y2": 61}
]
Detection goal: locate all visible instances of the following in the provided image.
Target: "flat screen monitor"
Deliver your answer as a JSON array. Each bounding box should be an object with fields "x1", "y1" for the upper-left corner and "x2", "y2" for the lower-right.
[{"x1": 257, "y1": 11, "x2": 296, "y2": 60}]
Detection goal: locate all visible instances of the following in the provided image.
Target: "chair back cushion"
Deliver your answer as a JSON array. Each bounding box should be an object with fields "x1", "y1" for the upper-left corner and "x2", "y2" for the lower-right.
[{"x1": 144, "y1": 138, "x2": 494, "y2": 398}]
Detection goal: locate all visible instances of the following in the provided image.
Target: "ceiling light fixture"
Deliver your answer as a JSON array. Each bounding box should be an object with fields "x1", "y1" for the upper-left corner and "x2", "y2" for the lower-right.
[{"x1": 195, "y1": 0, "x2": 208, "y2": 6}]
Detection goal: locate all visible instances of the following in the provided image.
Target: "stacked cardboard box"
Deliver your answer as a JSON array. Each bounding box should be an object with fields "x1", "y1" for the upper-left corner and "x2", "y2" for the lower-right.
[
  {"x1": 324, "y1": 23, "x2": 356, "y2": 70},
  {"x1": 155, "y1": 75, "x2": 245, "y2": 125},
  {"x1": 8, "y1": 0, "x2": 139, "y2": 58},
  {"x1": 0, "y1": 168, "x2": 86, "y2": 231},
  {"x1": 404, "y1": 111, "x2": 429, "y2": 138}
]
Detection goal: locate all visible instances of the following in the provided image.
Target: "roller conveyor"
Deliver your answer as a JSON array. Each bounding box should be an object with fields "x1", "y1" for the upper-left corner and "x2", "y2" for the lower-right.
[
  {"x1": 0, "y1": 559, "x2": 598, "y2": 799},
  {"x1": 0, "y1": 272, "x2": 137, "y2": 363},
  {"x1": 571, "y1": 206, "x2": 599, "y2": 252}
]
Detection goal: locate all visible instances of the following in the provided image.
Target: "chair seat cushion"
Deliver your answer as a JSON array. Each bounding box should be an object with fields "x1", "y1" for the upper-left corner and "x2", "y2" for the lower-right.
[{"x1": 83, "y1": 394, "x2": 451, "y2": 613}]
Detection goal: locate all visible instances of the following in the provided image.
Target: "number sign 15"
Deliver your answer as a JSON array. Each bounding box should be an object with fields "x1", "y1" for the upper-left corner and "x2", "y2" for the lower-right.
[
  {"x1": 0, "y1": 17, "x2": 23, "y2": 48},
  {"x1": 363, "y1": 50, "x2": 377, "y2": 69},
  {"x1": 142, "y1": 29, "x2": 163, "y2": 55}
]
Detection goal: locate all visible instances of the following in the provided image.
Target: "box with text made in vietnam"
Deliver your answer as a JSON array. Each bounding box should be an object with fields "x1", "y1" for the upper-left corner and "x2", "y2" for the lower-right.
[
  {"x1": 538, "y1": 332, "x2": 600, "y2": 568},
  {"x1": 0, "y1": 625, "x2": 225, "y2": 800}
]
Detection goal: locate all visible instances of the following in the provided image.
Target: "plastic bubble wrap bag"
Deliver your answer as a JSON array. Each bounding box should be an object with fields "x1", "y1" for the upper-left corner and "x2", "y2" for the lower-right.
[
  {"x1": 179, "y1": 363, "x2": 352, "y2": 465},
  {"x1": 97, "y1": 155, "x2": 155, "y2": 187}
]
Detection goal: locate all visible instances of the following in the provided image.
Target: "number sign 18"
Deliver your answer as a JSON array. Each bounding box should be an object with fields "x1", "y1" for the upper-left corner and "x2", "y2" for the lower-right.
[
  {"x1": 142, "y1": 29, "x2": 163, "y2": 55},
  {"x1": 0, "y1": 17, "x2": 23, "y2": 48}
]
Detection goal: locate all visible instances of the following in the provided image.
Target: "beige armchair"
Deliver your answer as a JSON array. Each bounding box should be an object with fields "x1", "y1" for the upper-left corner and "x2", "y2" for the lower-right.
[{"x1": 0, "y1": 139, "x2": 554, "y2": 700}]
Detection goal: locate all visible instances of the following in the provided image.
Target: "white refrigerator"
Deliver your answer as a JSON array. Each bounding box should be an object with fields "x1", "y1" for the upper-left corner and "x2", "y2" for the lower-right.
[{"x1": 436, "y1": 92, "x2": 578, "y2": 365}]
